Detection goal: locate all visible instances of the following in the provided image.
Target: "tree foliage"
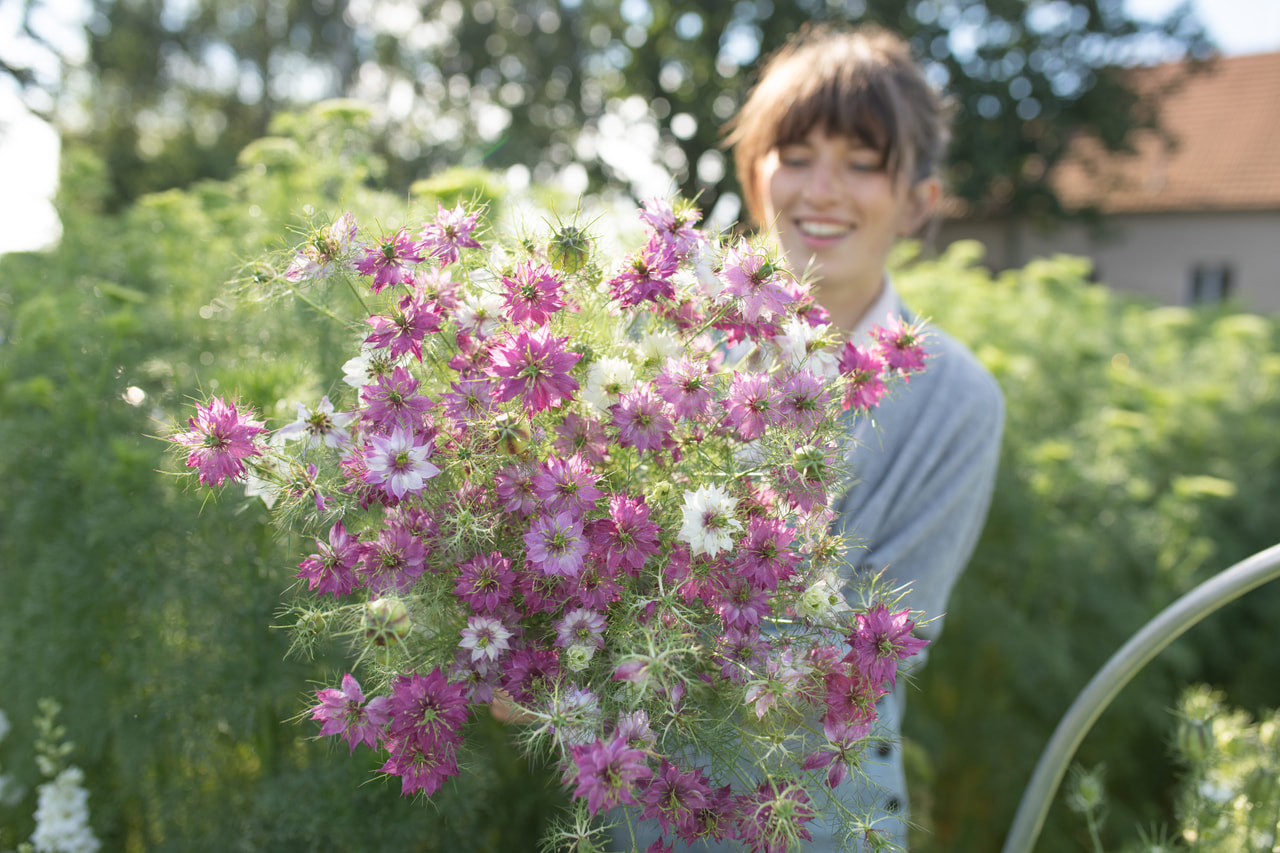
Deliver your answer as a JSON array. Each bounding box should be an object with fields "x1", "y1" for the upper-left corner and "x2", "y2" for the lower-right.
[{"x1": 4, "y1": 0, "x2": 1212, "y2": 219}]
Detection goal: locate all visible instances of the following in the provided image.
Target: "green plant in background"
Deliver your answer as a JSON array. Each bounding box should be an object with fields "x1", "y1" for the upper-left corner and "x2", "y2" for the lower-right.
[{"x1": 896, "y1": 241, "x2": 1280, "y2": 852}]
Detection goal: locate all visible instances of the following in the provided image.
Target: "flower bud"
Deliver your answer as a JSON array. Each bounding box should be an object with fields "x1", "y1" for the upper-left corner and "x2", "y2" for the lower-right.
[
  {"x1": 363, "y1": 597, "x2": 410, "y2": 647},
  {"x1": 1175, "y1": 715, "x2": 1213, "y2": 765},
  {"x1": 548, "y1": 225, "x2": 592, "y2": 275},
  {"x1": 565, "y1": 644, "x2": 596, "y2": 672}
]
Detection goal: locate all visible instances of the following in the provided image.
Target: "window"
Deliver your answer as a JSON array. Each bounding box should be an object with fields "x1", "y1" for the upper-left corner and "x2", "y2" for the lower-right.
[{"x1": 1189, "y1": 263, "x2": 1233, "y2": 304}]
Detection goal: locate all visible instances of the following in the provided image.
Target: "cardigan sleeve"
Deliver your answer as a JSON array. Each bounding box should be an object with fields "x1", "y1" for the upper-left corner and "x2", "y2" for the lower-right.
[{"x1": 832, "y1": 327, "x2": 1004, "y2": 641}]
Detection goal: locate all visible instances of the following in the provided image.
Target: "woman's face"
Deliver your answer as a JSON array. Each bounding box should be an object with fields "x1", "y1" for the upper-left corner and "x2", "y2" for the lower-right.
[{"x1": 757, "y1": 127, "x2": 934, "y2": 328}]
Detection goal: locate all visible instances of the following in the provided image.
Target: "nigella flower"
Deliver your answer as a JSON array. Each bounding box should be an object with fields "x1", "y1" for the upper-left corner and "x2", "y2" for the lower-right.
[
  {"x1": 364, "y1": 290, "x2": 442, "y2": 361},
  {"x1": 846, "y1": 604, "x2": 930, "y2": 688},
  {"x1": 494, "y1": 461, "x2": 539, "y2": 516},
  {"x1": 386, "y1": 668, "x2": 470, "y2": 753},
  {"x1": 524, "y1": 511, "x2": 589, "y2": 577},
  {"x1": 714, "y1": 575, "x2": 771, "y2": 633},
  {"x1": 615, "y1": 710, "x2": 657, "y2": 751},
  {"x1": 358, "y1": 522, "x2": 427, "y2": 594},
  {"x1": 486, "y1": 327, "x2": 582, "y2": 413},
  {"x1": 555, "y1": 608, "x2": 606, "y2": 649},
  {"x1": 454, "y1": 552, "x2": 517, "y2": 614},
  {"x1": 362, "y1": 428, "x2": 440, "y2": 500},
  {"x1": 545, "y1": 685, "x2": 603, "y2": 748},
  {"x1": 569, "y1": 736, "x2": 653, "y2": 815},
  {"x1": 716, "y1": 627, "x2": 768, "y2": 684},
  {"x1": 572, "y1": 561, "x2": 624, "y2": 611},
  {"x1": 171, "y1": 396, "x2": 267, "y2": 487},
  {"x1": 723, "y1": 372, "x2": 782, "y2": 441},
  {"x1": 587, "y1": 494, "x2": 661, "y2": 575},
  {"x1": 310, "y1": 672, "x2": 391, "y2": 753},
  {"x1": 778, "y1": 369, "x2": 832, "y2": 433},
  {"x1": 381, "y1": 733, "x2": 461, "y2": 797},
  {"x1": 285, "y1": 212, "x2": 356, "y2": 281},
  {"x1": 639, "y1": 759, "x2": 714, "y2": 841},
  {"x1": 459, "y1": 615, "x2": 514, "y2": 663},
  {"x1": 360, "y1": 365, "x2": 434, "y2": 431},
  {"x1": 717, "y1": 241, "x2": 794, "y2": 323},
  {"x1": 823, "y1": 669, "x2": 885, "y2": 735},
  {"x1": 440, "y1": 376, "x2": 497, "y2": 428},
  {"x1": 455, "y1": 289, "x2": 506, "y2": 340},
  {"x1": 612, "y1": 385, "x2": 674, "y2": 454},
  {"x1": 733, "y1": 517, "x2": 799, "y2": 592},
  {"x1": 773, "y1": 317, "x2": 839, "y2": 379},
  {"x1": 608, "y1": 234, "x2": 679, "y2": 306},
  {"x1": 552, "y1": 412, "x2": 610, "y2": 466},
  {"x1": 352, "y1": 227, "x2": 424, "y2": 293},
  {"x1": 276, "y1": 395, "x2": 356, "y2": 450},
  {"x1": 581, "y1": 356, "x2": 637, "y2": 413},
  {"x1": 837, "y1": 342, "x2": 887, "y2": 412},
  {"x1": 735, "y1": 781, "x2": 815, "y2": 853},
  {"x1": 501, "y1": 260, "x2": 566, "y2": 326},
  {"x1": 502, "y1": 646, "x2": 563, "y2": 703},
  {"x1": 677, "y1": 484, "x2": 742, "y2": 558},
  {"x1": 297, "y1": 520, "x2": 361, "y2": 596},
  {"x1": 531, "y1": 454, "x2": 604, "y2": 517},
  {"x1": 419, "y1": 202, "x2": 482, "y2": 267},
  {"x1": 638, "y1": 196, "x2": 704, "y2": 258},
  {"x1": 871, "y1": 313, "x2": 929, "y2": 375},
  {"x1": 342, "y1": 343, "x2": 404, "y2": 389},
  {"x1": 654, "y1": 355, "x2": 715, "y2": 421}
]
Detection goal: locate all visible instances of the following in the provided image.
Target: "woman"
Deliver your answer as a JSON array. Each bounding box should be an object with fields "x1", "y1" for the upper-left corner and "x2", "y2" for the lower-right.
[{"x1": 725, "y1": 23, "x2": 1005, "y2": 851}]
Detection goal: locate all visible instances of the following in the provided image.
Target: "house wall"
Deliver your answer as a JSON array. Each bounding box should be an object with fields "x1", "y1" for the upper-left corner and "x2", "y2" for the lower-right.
[{"x1": 937, "y1": 210, "x2": 1280, "y2": 314}]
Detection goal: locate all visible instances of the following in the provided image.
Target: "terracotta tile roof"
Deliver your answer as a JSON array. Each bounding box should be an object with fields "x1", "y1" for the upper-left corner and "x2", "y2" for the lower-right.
[{"x1": 1053, "y1": 51, "x2": 1280, "y2": 213}]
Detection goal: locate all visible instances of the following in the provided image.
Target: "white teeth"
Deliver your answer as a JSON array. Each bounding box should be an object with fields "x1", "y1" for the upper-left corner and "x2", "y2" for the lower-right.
[{"x1": 796, "y1": 220, "x2": 851, "y2": 238}]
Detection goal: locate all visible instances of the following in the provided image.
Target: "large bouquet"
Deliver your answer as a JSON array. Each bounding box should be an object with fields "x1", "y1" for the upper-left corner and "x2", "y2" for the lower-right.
[{"x1": 170, "y1": 195, "x2": 929, "y2": 852}]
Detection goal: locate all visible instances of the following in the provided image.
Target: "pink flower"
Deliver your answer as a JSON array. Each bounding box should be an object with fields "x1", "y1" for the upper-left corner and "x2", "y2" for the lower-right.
[
  {"x1": 871, "y1": 314, "x2": 929, "y2": 375},
  {"x1": 778, "y1": 369, "x2": 832, "y2": 433},
  {"x1": 837, "y1": 342, "x2": 887, "y2": 412},
  {"x1": 735, "y1": 781, "x2": 815, "y2": 853},
  {"x1": 714, "y1": 576, "x2": 771, "y2": 632},
  {"x1": 380, "y1": 733, "x2": 460, "y2": 797},
  {"x1": 723, "y1": 372, "x2": 781, "y2": 441},
  {"x1": 524, "y1": 511, "x2": 589, "y2": 577},
  {"x1": 587, "y1": 494, "x2": 661, "y2": 575},
  {"x1": 360, "y1": 365, "x2": 434, "y2": 431},
  {"x1": 638, "y1": 197, "x2": 703, "y2": 258},
  {"x1": 486, "y1": 327, "x2": 582, "y2": 413},
  {"x1": 717, "y1": 241, "x2": 793, "y2": 322},
  {"x1": 555, "y1": 608, "x2": 607, "y2": 648},
  {"x1": 310, "y1": 673, "x2": 390, "y2": 753},
  {"x1": 352, "y1": 228, "x2": 423, "y2": 293},
  {"x1": 285, "y1": 212, "x2": 356, "y2": 281},
  {"x1": 364, "y1": 290, "x2": 442, "y2": 360},
  {"x1": 733, "y1": 517, "x2": 798, "y2": 592},
  {"x1": 654, "y1": 356, "x2": 715, "y2": 421},
  {"x1": 552, "y1": 412, "x2": 610, "y2": 465},
  {"x1": 171, "y1": 396, "x2": 266, "y2": 487},
  {"x1": 419, "y1": 202, "x2": 481, "y2": 266},
  {"x1": 531, "y1": 454, "x2": 603, "y2": 517},
  {"x1": 358, "y1": 522, "x2": 427, "y2": 594},
  {"x1": 608, "y1": 235, "x2": 679, "y2": 306},
  {"x1": 569, "y1": 736, "x2": 653, "y2": 815},
  {"x1": 296, "y1": 520, "x2": 361, "y2": 596},
  {"x1": 639, "y1": 759, "x2": 714, "y2": 840},
  {"x1": 454, "y1": 552, "x2": 516, "y2": 614},
  {"x1": 386, "y1": 668, "x2": 470, "y2": 752},
  {"x1": 494, "y1": 462, "x2": 539, "y2": 516},
  {"x1": 846, "y1": 604, "x2": 930, "y2": 687},
  {"x1": 363, "y1": 428, "x2": 440, "y2": 500},
  {"x1": 823, "y1": 669, "x2": 884, "y2": 730},
  {"x1": 440, "y1": 376, "x2": 497, "y2": 427},
  {"x1": 612, "y1": 386, "x2": 674, "y2": 454},
  {"x1": 502, "y1": 261, "x2": 566, "y2": 326}
]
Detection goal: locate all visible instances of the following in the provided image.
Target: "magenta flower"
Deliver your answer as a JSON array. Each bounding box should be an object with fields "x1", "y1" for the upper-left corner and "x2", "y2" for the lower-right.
[
  {"x1": 735, "y1": 781, "x2": 815, "y2": 853},
  {"x1": 502, "y1": 646, "x2": 562, "y2": 703},
  {"x1": 569, "y1": 736, "x2": 653, "y2": 815},
  {"x1": 733, "y1": 517, "x2": 799, "y2": 592},
  {"x1": 639, "y1": 759, "x2": 714, "y2": 840},
  {"x1": 531, "y1": 454, "x2": 603, "y2": 517},
  {"x1": 171, "y1": 396, "x2": 266, "y2": 486},
  {"x1": 638, "y1": 196, "x2": 703, "y2": 258},
  {"x1": 352, "y1": 228, "x2": 424, "y2": 293},
  {"x1": 360, "y1": 365, "x2": 434, "y2": 431},
  {"x1": 502, "y1": 261, "x2": 566, "y2": 326},
  {"x1": 717, "y1": 242, "x2": 794, "y2": 322},
  {"x1": 358, "y1": 523, "x2": 427, "y2": 594},
  {"x1": 386, "y1": 668, "x2": 470, "y2": 752},
  {"x1": 524, "y1": 511, "x2": 589, "y2": 577},
  {"x1": 608, "y1": 235, "x2": 679, "y2": 306},
  {"x1": 587, "y1": 494, "x2": 661, "y2": 575},
  {"x1": 454, "y1": 551, "x2": 517, "y2": 614},
  {"x1": 310, "y1": 672, "x2": 391, "y2": 753},
  {"x1": 440, "y1": 376, "x2": 497, "y2": 427},
  {"x1": 420, "y1": 202, "x2": 481, "y2": 267},
  {"x1": 871, "y1": 314, "x2": 929, "y2": 375},
  {"x1": 846, "y1": 604, "x2": 930, "y2": 687},
  {"x1": 654, "y1": 356, "x2": 715, "y2": 421},
  {"x1": 486, "y1": 327, "x2": 582, "y2": 413},
  {"x1": 552, "y1": 412, "x2": 610, "y2": 466},
  {"x1": 572, "y1": 561, "x2": 624, "y2": 611},
  {"x1": 823, "y1": 670, "x2": 884, "y2": 730},
  {"x1": 612, "y1": 385, "x2": 674, "y2": 454},
  {"x1": 380, "y1": 733, "x2": 461, "y2": 797},
  {"x1": 778, "y1": 369, "x2": 832, "y2": 433},
  {"x1": 296, "y1": 520, "x2": 361, "y2": 596},
  {"x1": 364, "y1": 290, "x2": 442, "y2": 361},
  {"x1": 837, "y1": 342, "x2": 888, "y2": 412},
  {"x1": 363, "y1": 428, "x2": 440, "y2": 500},
  {"x1": 714, "y1": 576, "x2": 771, "y2": 632},
  {"x1": 723, "y1": 372, "x2": 782, "y2": 441}
]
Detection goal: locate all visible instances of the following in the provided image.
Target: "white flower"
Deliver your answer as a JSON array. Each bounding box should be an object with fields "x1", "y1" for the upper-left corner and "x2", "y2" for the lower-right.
[
  {"x1": 455, "y1": 290, "x2": 505, "y2": 338},
  {"x1": 275, "y1": 396, "x2": 355, "y2": 450},
  {"x1": 677, "y1": 484, "x2": 743, "y2": 558},
  {"x1": 459, "y1": 616, "x2": 513, "y2": 663},
  {"x1": 774, "y1": 317, "x2": 840, "y2": 379},
  {"x1": 581, "y1": 356, "x2": 636, "y2": 412},
  {"x1": 795, "y1": 576, "x2": 848, "y2": 620},
  {"x1": 31, "y1": 766, "x2": 100, "y2": 853},
  {"x1": 635, "y1": 331, "x2": 682, "y2": 366},
  {"x1": 565, "y1": 644, "x2": 597, "y2": 672}
]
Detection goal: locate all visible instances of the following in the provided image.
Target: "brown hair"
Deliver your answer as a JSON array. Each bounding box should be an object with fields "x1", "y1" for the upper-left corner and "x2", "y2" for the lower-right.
[{"x1": 724, "y1": 24, "x2": 951, "y2": 226}]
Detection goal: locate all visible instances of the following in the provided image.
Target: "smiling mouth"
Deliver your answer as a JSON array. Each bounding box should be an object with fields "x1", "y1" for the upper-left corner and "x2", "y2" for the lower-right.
[{"x1": 795, "y1": 220, "x2": 853, "y2": 239}]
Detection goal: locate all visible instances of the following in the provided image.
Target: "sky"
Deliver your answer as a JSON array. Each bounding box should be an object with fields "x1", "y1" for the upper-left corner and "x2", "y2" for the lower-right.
[{"x1": 1, "y1": 0, "x2": 1278, "y2": 256}]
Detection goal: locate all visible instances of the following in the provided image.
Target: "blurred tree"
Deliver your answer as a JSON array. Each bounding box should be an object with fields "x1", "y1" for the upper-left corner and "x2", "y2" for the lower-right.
[{"x1": 3, "y1": 0, "x2": 1212, "y2": 219}]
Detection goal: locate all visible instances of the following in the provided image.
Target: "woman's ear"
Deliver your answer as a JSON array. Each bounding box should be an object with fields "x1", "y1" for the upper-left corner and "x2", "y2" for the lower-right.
[{"x1": 900, "y1": 175, "x2": 942, "y2": 236}]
